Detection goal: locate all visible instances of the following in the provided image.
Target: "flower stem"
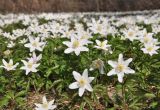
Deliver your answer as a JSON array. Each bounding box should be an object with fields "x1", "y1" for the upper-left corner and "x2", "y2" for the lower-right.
[{"x1": 122, "y1": 83, "x2": 127, "y2": 110}]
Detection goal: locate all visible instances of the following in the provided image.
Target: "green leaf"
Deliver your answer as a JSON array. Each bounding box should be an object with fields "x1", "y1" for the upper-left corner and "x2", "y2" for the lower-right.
[
  {"x1": 144, "y1": 93, "x2": 156, "y2": 98},
  {"x1": 151, "y1": 62, "x2": 160, "y2": 68},
  {"x1": 15, "y1": 91, "x2": 26, "y2": 98},
  {"x1": 0, "y1": 97, "x2": 9, "y2": 107}
]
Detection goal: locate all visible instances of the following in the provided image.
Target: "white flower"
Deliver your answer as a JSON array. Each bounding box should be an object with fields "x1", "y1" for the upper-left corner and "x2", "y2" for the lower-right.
[
  {"x1": 63, "y1": 37, "x2": 89, "y2": 56},
  {"x1": 13, "y1": 29, "x2": 26, "y2": 37},
  {"x1": 122, "y1": 28, "x2": 138, "y2": 41},
  {"x1": 35, "y1": 96, "x2": 57, "y2": 110},
  {"x1": 0, "y1": 59, "x2": 19, "y2": 71},
  {"x1": 20, "y1": 59, "x2": 40, "y2": 75},
  {"x1": 60, "y1": 28, "x2": 76, "y2": 38},
  {"x1": 19, "y1": 38, "x2": 28, "y2": 44},
  {"x1": 90, "y1": 59, "x2": 105, "y2": 74},
  {"x1": 141, "y1": 43, "x2": 160, "y2": 56},
  {"x1": 88, "y1": 18, "x2": 107, "y2": 35},
  {"x1": 138, "y1": 30, "x2": 155, "y2": 44},
  {"x1": 107, "y1": 54, "x2": 135, "y2": 83},
  {"x1": 3, "y1": 50, "x2": 12, "y2": 56},
  {"x1": 7, "y1": 41, "x2": 15, "y2": 48},
  {"x1": 24, "y1": 37, "x2": 46, "y2": 52},
  {"x1": 152, "y1": 24, "x2": 160, "y2": 34},
  {"x1": 94, "y1": 40, "x2": 112, "y2": 53},
  {"x1": 69, "y1": 69, "x2": 94, "y2": 97},
  {"x1": 76, "y1": 30, "x2": 93, "y2": 44},
  {"x1": 27, "y1": 52, "x2": 42, "y2": 63}
]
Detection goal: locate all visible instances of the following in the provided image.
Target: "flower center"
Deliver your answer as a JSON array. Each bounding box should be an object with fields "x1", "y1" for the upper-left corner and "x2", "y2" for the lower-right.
[
  {"x1": 144, "y1": 37, "x2": 149, "y2": 43},
  {"x1": 7, "y1": 64, "x2": 13, "y2": 69},
  {"x1": 94, "y1": 60, "x2": 103, "y2": 69},
  {"x1": 72, "y1": 40, "x2": 79, "y2": 48},
  {"x1": 100, "y1": 42, "x2": 105, "y2": 48},
  {"x1": 128, "y1": 31, "x2": 134, "y2": 37},
  {"x1": 27, "y1": 63, "x2": 33, "y2": 69},
  {"x1": 66, "y1": 31, "x2": 70, "y2": 36},
  {"x1": 42, "y1": 103, "x2": 49, "y2": 109},
  {"x1": 97, "y1": 25, "x2": 102, "y2": 31},
  {"x1": 79, "y1": 78, "x2": 86, "y2": 87},
  {"x1": 116, "y1": 64, "x2": 124, "y2": 72},
  {"x1": 147, "y1": 47, "x2": 153, "y2": 52},
  {"x1": 4, "y1": 50, "x2": 11, "y2": 56},
  {"x1": 32, "y1": 41, "x2": 38, "y2": 47},
  {"x1": 81, "y1": 36, "x2": 87, "y2": 39}
]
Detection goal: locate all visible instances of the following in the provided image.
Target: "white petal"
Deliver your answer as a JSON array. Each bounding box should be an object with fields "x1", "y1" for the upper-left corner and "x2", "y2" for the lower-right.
[
  {"x1": 73, "y1": 71, "x2": 81, "y2": 81},
  {"x1": 25, "y1": 70, "x2": 30, "y2": 75},
  {"x1": 9, "y1": 59, "x2": 13, "y2": 65},
  {"x1": 64, "y1": 48, "x2": 73, "y2": 54},
  {"x1": 124, "y1": 67, "x2": 135, "y2": 74},
  {"x1": 107, "y1": 69, "x2": 116, "y2": 76},
  {"x1": 2, "y1": 59, "x2": 7, "y2": 66},
  {"x1": 124, "y1": 58, "x2": 132, "y2": 66},
  {"x1": 35, "y1": 103, "x2": 42, "y2": 108},
  {"x1": 89, "y1": 67, "x2": 94, "y2": 71},
  {"x1": 34, "y1": 63, "x2": 40, "y2": 68},
  {"x1": 78, "y1": 87, "x2": 85, "y2": 97},
  {"x1": 117, "y1": 73, "x2": 124, "y2": 83},
  {"x1": 42, "y1": 96, "x2": 47, "y2": 104},
  {"x1": 89, "y1": 77, "x2": 95, "y2": 83},
  {"x1": 85, "y1": 83, "x2": 93, "y2": 92},
  {"x1": 24, "y1": 43, "x2": 30, "y2": 48},
  {"x1": 99, "y1": 66, "x2": 105, "y2": 74},
  {"x1": 29, "y1": 36, "x2": 34, "y2": 42},
  {"x1": 50, "y1": 105, "x2": 57, "y2": 109},
  {"x1": 33, "y1": 52, "x2": 36, "y2": 58},
  {"x1": 37, "y1": 54, "x2": 42, "y2": 60},
  {"x1": 95, "y1": 40, "x2": 101, "y2": 45},
  {"x1": 69, "y1": 82, "x2": 79, "y2": 89},
  {"x1": 108, "y1": 60, "x2": 117, "y2": 68},
  {"x1": 118, "y1": 53, "x2": 124, "y2": 63},
  {"x1": 31, "y1": 68, "x2": 38, "y2": 72},
  {"x1": 48, "y1": 99, "x2": 55, "y2": 106},
  {"x1": 78, "y1": 47, "x2": 89, "y2": 52},
  {"x1": 63, "y1": 41, "x2": 72, "y2": 47},
  {"x1": 36, "y1": 47, "x2": 43, "y2": 51},
  {"x1": 35, "y1": 37, "x2": 40, "y2": 42},
  {"x1": 103, "y1": 40, "x2": 108, "y2": 44},
  {"x1": 71, "y1": 36, "x2": 76, "y2": 42},
  {"x1": 74, "y1": 50, "x2": 80, "y2": 56},
  {"x1": 82, "y1": 69, "x2": 88, "y2": 79}
]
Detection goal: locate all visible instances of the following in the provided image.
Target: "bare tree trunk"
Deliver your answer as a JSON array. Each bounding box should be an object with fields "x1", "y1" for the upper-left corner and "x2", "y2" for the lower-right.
[{"x1": 0, "y1": 0, "x2": 160, "y2": 13}]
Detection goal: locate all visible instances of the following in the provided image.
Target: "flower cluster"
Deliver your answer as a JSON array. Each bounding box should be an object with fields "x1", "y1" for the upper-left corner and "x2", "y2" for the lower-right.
[{"x1": 0, "y1": 12, "x2": 160, "y2": 109}]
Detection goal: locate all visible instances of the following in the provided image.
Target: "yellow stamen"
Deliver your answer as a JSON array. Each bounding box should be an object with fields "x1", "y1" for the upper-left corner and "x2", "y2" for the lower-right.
[
  {"x1": 27, "y1": 63, "x2": 33, "y2": 69},
  {"x1": 144, "y1": 37, "x2": 149, "y2": 43},
  {"x1": 72, "y1": 40, "x2": 79, "y2": 48},
  {"x1": 7, "y1": 64, "x2": 13, "y2": 68},
  {"x1": 81, "y1": 36, "x2": 87, "y2": 39},
  {"x1": 32, "y1": 42, "x2": 38, "y2": 47},
  {"x1": 79, "y1": 79, "x2": 86, "y2": 87},
  {"x1": 42, "y1": 103, "x2": 48, "y2": 109},
  {"x1": 117, "y1": 64, "x2": 124, "y2": 72},
  {"x1": 100, "y1": 42, "x2": 105, "y2": 47},
  {"x1": 147, "y1": 47, "x2": 153, "y2": 52},
  {"x1": 97, "y1": 25, "x2": 102, "y2": 31},
  {"x1": 128, "y1": 31, "x2": 134, "y2": 37}
]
